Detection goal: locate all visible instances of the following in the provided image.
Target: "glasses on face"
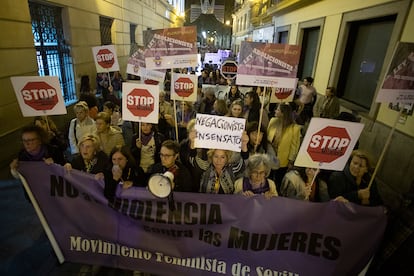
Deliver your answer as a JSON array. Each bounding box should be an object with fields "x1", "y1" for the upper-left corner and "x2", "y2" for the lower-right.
[
  {"x1": 251, "y1": 170, "x2": 266, "y2": 177},
  {"x1": 22, "y1": 138, "x2": 39, "y2": 144},
  {"x1": 160, "y1": 153, "x2": 175, "y2": 158}
]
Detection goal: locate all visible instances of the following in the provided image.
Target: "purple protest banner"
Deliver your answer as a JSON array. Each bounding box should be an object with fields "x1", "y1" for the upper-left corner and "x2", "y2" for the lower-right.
[
  {"x1": 18, "y1": 162, "x2": 386, "y2": 276},
  {"x1": 143, "y1": 26, "x2": 198, "y2": 70},
  {"x1": 236, "y1": 41, "x2": 300, "y2": 89}
]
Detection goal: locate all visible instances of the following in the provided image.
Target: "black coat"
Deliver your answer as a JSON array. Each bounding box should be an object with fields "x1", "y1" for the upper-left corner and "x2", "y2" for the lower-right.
[
  {"x1": 328, "y1": 164, "x2": 383, "y2": 206},
  {"x1": 104, "y1": 163, "x2": 146, "y2": 199},
  {"x1": 70, "y1": 151, "x2": 108, "y2": 174},
  {"x1": 149, "y1": 161, "x2": 194, "y2": 192},
  {"x1": 18, "y1": 144, "x2": 65, "y2": 165}
]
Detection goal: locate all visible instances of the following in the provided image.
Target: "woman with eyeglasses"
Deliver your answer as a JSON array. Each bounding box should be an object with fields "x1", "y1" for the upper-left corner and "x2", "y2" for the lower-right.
[
  {"x1": 234, "y1": 153, "x2": 278, "y2": 199},
  {"x1": 280, "y1": 167, "x2": 329, "y2": 202},
  {"x1": 149, "y1": 140, "x2": 193, "y2": 192},
  {"x1": 328, "y1": 149, "x2": 382, "y2": 206},
  {"x1": 10, "y1": 125, "x2": 66, "y2": 179},
  {"x1": 63, "y1": 134, "x2": 108, "y2": 180}
]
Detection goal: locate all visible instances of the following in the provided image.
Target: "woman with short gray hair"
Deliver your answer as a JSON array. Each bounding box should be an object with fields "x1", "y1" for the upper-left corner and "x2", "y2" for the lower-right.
[{"x1": 234, "y1": 153, "x2": 278, "y2": 199}]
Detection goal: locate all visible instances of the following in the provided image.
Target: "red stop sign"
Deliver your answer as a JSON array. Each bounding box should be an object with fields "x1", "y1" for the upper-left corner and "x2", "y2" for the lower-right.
[
  {"x1": 174, "y1": 77, "x2": 194, "y2": 97},
  {"x1": 21, "y1": 81, "x2": 58, "y2": 110},
  {"x1": 144, "y1": 79, "x2": 159, "y2": 85},
  {"x1": 307, "y1": 126, "x2": 351, "y2": 163},
  {"x1": 221, "y1": 60, "x2": 238, "y2": 80},
  {"x1": 274, "y1": 87, "x2": 293, "y2": 100},
  {"x1": 126, "y1": 89, "x2": 154, "y2": 117},
  {"x1": 96, "y1": 48, "x2": 115, "y2": 68}
]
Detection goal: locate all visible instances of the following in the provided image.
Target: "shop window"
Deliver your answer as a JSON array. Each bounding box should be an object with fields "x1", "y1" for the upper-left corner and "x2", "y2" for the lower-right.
[{"x1": 337, "y1": 16, "x2": 395, "y2": 109}]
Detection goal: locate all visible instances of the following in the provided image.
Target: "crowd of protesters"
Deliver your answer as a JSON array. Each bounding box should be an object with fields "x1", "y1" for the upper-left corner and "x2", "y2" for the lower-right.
[{"x1": 9, "y1": 69, "x2": 382, "y2": 207}]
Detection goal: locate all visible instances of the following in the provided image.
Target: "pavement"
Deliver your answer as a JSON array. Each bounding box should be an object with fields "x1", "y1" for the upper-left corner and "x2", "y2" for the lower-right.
[
  {"x1": 0, "y1": 178, "x2": 84, "y2": 275},
  {"x1": 0, "y1": 178, "x2": 153, "y2": 276}
]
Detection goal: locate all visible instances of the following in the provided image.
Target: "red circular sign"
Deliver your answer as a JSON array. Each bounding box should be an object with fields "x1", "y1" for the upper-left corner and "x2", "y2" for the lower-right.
[
  {"x1": 21, "y1": 81, "x2": 58, "y2": 110},
  {"x1": 174, "y1": 77, "x2": 194, "y2": 97},
  {"x1": 144, "y1": 79, "x2": 159, "y2": 85},
  {"x1": 220, "y1": 60, "x2": 238, "y2": 80},
  {"x1": 126, "y1": 88, "x2": 154, "y2": 117},
  {"x1": 96, "y1": 48, "x2": 115, "y2": 69},
  {"x1": 307, "y1": 126, "x2": 351, "y2": 163},
  {"x1": 273, "y1": 87, "x2": 293, "y2": 100}
]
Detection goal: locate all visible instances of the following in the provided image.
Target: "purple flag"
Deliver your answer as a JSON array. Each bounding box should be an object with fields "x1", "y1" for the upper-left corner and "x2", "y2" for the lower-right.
[{"x1": 18, "y1": 162, "x2": 386, "y2": 276}]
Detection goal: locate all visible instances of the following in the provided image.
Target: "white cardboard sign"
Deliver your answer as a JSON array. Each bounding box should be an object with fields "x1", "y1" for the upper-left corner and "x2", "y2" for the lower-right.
[
  {"x1": 10, "y1": 76, "x2": 67, "y2": 117},
  {"x1": 170, "y1": 73, "x2": 197, "y2": 101},
  {"x1": 92, "y1": 45, "x2": 120, "y2": 73},
  {"x1": 122, "y1": 82, "x2": 159, "y2": 123},
  {"x1": 195, "y1": 114, "x2": 246, "y2": 152},
  {"x1": 294, "y1": 118, "x2": 364, "y2": 171}
]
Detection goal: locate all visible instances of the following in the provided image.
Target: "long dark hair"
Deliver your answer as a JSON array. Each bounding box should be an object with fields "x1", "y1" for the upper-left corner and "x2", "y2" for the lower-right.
[
  {"x1": 246, "y1": 121, "x2": 268, "y2": 153},
  {"x1": 108, "y1": 145, "x2": 137, "y2": 170},
  {"x1": 245, "y1": 91, "x2": 261, "y2": 123},
  {"x1": 80, "y1": 75, "x2": 91, "y2": 93},
  {"x1": 278, "y1": 103, "x2": 294, "y2": 130}
]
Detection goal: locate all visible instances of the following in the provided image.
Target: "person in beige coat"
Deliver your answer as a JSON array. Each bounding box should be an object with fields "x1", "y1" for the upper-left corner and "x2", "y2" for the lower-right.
[
  {"x1": 94, "y1": 112, "x2": 125, "y2": 156},
  {"x1": 267, "y1": 103, "x2": 302, "y2": 190}
]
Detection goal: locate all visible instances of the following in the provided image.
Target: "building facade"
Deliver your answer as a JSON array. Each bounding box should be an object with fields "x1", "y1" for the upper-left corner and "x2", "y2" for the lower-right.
[
  {"x1": 0, "y1": 0, "x2": 183, "y2": 176},
  {"x1": 232, "y1": 0, "x2": 414, "y2": 204}
]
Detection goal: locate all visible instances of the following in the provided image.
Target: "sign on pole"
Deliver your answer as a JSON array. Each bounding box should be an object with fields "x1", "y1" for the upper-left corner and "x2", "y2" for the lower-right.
[
  {"x1": 220, "y1": 60, "x2": 238, "y2": 80},
  {"x1": 143, "y1": 26, "x2": 198, "y2": 70},
  {"x1": 376, "y1": 42, "x2": 414, "y2": 103},
  {"x1": 10, "y1": 76, "x2": 67, "y2": 116},
  {"x1": 170, "y1": 72, "x2": 197, "y2": 101},
  {"x1": 194, "y1": 114, "x2": 246, "y2": 152},
  {"x1": 92, "y1": 45, "x2": 120, "y2": 73},
  {"x1": 294, "y1": 118, "x2": 364, "y2": 171},
  {"x1": 204, "y1": 52, "x2": 222, "y2": 65},
  {"x1": 269, "y1": 84, "x2": 298, "y2": 103},
  {"x1": 126, "y1": 46, "x2": 166, "y2": 84},
  {"x1": 126, "y1": 46, "x2": 146, "y2": 77},
  {"x1": 122, "y1": 82, "x2": 159, "y2": 123},
  {"x1": 236, "y1": 41, "x2": 300, "y2": 88}
]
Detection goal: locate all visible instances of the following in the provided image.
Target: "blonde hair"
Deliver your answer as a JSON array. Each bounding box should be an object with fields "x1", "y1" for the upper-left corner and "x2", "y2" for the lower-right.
[
  {"x1": 207, "y1": 149, "x2": 232, "y2": 164},
  {"x1": 78, "y1": 134, "x2": 100, "y2": 151},
  {"x1": 96, "y1": 111, "x2": 111, "y2": 125},
  {"x1": 350, "y1": 149, "x2": 374, "y2": 171},
  {"x1": 187, "y1": 118, "x2": 196, "y2": 132},
  {"x1": 74, "y1": 101, "x2": 89, "y2": 112}
]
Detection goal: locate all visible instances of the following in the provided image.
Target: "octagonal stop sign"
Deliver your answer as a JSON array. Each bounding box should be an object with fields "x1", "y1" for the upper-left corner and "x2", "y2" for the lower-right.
[
  {"x1": 96, "y1": 48, "x2": 115, "y2": 68},
  {"x1": 221, "y1": 60, "x2": 238, "y2": 80},
  {"x1": 174, "y1": 77, "x2": 194, "y2": 97},
  {"x1": 274, "y1": 87, "x2": 293, "y2": 100},
  {"x1": 21, "y1": 81, "x2": 58, "y2": 111},
  {"x1": 307, "y1": 126, "x2": 351, "y2": 163},
  {"x1": 126, "y1": 88, "x2": 154, "y2": 117}
]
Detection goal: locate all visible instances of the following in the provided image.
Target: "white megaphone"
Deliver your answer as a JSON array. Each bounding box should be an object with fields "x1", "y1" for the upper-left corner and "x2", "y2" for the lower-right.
[
  {"x1": 147, "y1": 171, "x2": 174, "y2": 199},
  {"x1": 148, "y1": 171, "x2": 175, "y2": 210}
]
